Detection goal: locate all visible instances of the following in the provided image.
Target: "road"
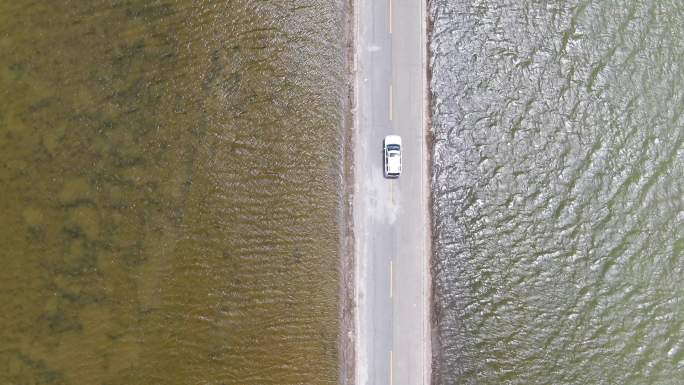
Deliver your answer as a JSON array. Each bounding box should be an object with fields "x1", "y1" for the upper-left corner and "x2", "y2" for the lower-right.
[{"x1": 353, "y1": 0, "x2": 430, "y2": 384}]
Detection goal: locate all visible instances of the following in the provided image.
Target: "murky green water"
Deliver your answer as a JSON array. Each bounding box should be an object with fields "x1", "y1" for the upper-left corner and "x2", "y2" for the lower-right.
[
  {"x1": 0, "y1": 1, "x2": 346, "y2": 383},
  {"x1": 430, "y1": 1, "x2": 683, "y2": 384}
]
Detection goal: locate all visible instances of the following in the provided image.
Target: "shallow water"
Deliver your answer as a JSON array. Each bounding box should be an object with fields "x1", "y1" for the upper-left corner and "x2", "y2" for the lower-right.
[
  {"x1": 0, "y1": 1, "x2": 345, "y2": 384},
  {"x1": 429, "y1": 1, "x2": 683, "y2": 384}
]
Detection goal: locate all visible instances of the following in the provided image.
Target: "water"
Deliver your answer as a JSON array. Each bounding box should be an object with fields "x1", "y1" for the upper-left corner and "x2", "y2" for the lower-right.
[
  {"x1": 0, "y1": 1, "x2": 346, "y2": 384},
  {"x1": 429, "y1": 1, "x2": 683, "y2": 384}
]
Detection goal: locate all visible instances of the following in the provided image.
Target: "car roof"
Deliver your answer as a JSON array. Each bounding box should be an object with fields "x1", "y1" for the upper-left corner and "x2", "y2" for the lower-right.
[{"x1": 387, "y1": 152, "x2": 401, "y2": 170}]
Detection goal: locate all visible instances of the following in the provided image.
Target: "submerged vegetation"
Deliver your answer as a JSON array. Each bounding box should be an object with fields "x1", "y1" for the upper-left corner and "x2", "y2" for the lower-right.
[{"x1": 0, "y1": 1, "x2": 346, "y2": 384}]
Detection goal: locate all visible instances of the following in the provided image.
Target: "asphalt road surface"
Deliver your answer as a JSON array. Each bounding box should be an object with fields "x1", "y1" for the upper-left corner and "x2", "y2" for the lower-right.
[{"x1": 354, "y1": 0, "x2": 430, "y2": 384}]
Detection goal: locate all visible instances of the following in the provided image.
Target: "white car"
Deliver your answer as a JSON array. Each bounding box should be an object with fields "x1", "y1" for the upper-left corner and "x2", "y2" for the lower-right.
[{"x1": 383, "y1": 135, "x2": 402, "y2": 178}]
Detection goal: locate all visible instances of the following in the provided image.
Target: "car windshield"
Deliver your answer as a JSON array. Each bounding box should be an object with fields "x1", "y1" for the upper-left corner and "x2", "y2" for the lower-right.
[{"x1": 387, "y1": 144, "x2": 400, "y2": 151}]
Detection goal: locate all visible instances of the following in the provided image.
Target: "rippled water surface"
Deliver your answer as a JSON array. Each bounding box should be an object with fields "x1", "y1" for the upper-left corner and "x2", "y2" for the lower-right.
[
  {"x1": 0, "y1": 1, "x2": 346, "y2": 384},
  {"x1": 429, "y1": 1, "x2": 683, "y2": 384}
]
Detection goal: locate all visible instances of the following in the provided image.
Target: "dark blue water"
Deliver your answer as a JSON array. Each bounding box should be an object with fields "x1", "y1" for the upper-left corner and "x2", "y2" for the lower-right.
[{"x1": 429, "y1": 1, "x2": 684, "y2": 383}]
